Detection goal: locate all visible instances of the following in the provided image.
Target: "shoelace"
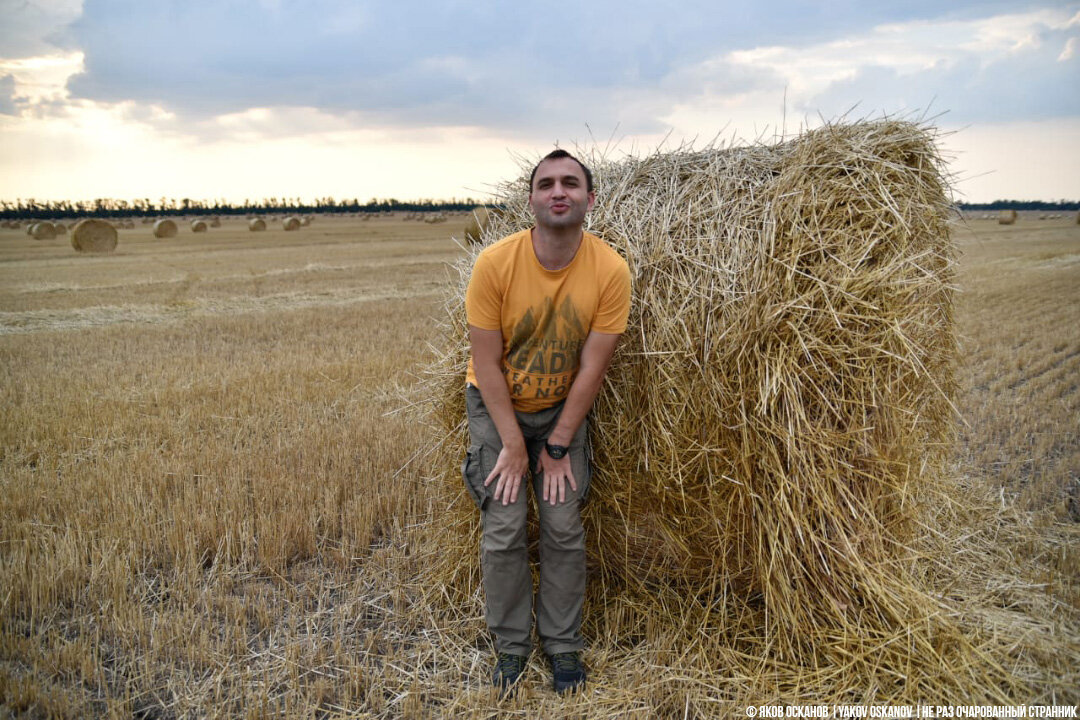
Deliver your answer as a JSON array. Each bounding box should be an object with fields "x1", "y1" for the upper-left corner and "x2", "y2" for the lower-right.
[
  {"x1": 550, "y1": 652, "x2": 581, "y2": 673},
  {"x1": 497, "y1": 652, "x2": 526, "y2": 673}
]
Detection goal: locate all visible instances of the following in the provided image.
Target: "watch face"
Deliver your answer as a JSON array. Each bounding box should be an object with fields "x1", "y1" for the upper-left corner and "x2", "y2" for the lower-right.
[{"x1": 547, "y1": 444, "x2": 567, "y2": 459}]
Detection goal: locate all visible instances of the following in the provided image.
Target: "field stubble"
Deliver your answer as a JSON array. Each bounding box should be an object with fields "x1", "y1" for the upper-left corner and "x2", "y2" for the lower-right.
[{"x1": 1, "y1": 214, "x2": 1078, "y2": 717}]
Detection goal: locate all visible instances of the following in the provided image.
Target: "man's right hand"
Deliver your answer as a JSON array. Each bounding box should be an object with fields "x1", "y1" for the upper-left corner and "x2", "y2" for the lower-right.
[{"x1": 484, "y1": 443, "x2": 530, "y2": 505}]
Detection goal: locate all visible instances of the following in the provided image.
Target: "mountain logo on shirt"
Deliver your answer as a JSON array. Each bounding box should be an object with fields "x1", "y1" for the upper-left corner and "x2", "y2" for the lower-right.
[{"x1": 505, "y1": 296, "x2": 587, "y2": 379}]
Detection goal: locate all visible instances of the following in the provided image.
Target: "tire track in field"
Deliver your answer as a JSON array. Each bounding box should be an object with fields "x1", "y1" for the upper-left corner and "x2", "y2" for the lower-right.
[{"x1": 0, "y1": 285, "x2": 442, "y2": 335}]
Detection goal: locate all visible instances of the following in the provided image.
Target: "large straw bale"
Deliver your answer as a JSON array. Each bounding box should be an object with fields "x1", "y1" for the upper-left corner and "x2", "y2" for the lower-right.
[
  {"x1": 71, "y1": 219, "x2": 118, "y2": 252},
  {"x1": 191, "y1": 219, "x2": 208, "y2": 233},
  {"x1": 283, "y1": 216, "x2": 301, "y2": 231},
  {"x1": 209, "y1": 216, "x2": 221, "y2": 227},
  {"x1": 31, "y1": 222, "x2": 57, "y2": 240},
  {"x1": 416, "y1": 120, "x2": 1040, "y2": 700},
  {"x1": 153, "y1": 219, "x2": 178, "y2": 238},
  {"x1": 998, "y1": 209, "x2": 1017, "y2": 225},
  {"x1": 249, "y1": 218, "x2": 267, "y2": 232}
]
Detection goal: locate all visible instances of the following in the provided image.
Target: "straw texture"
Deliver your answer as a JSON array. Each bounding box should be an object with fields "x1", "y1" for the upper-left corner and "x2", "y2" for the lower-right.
[
  {"x1": 417, "y1": 120, "x2": 1041, "y2": 702},
  {"x1": 71, "y1": 219, "x2": 118, "y2": 253},
  {"x1": 463, "y1": 206, "x2": 491, "y2": 245}
]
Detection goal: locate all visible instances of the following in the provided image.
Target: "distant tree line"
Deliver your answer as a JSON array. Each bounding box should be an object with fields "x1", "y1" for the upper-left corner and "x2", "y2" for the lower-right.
[
  {"x1": 2, "y1": 196, "x2": 1076, "y2": 221},
  {"x1": 0, "y1": 196, "x2": 490, "y2": 221},
  {"x1": 958, "y1": 200, "x2": 1079, "y2": 211}
]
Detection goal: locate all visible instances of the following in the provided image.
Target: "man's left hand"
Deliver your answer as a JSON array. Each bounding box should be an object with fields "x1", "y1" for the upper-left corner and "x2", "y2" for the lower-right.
[{"x1": 538, "y1": 449, "x2": 578, "y2": 506}]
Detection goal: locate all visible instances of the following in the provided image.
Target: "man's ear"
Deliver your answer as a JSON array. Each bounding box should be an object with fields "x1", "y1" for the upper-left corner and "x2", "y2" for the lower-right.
[{"x1": 586, "y1": 191, "x2": 596, "y2": 212}]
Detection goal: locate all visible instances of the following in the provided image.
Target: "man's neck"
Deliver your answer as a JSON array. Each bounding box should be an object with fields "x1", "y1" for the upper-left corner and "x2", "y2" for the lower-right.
[{"x1": 531, "y1": 225, "x2": 584, "y2": 271}]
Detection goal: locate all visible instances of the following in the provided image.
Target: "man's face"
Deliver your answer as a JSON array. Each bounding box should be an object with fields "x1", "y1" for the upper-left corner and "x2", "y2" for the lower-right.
[{"x1": 528, "y1": 157, "x2": 595, "y2": 231}]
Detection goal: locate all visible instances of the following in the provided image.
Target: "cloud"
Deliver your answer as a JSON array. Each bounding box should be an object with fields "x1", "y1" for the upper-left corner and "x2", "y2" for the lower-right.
[
  {"x1": 55, "y1": 0, "x2": 1063, "y2": 140},
  {"x1": 0, "y1": 74, "x2": 16, "y2": 114},
  {"x1": 0, "y1": 0, "x2": 83, "y2": 58},
  {"x1": 716, "y1": 5, "x2": 1080, "y2": 125}
]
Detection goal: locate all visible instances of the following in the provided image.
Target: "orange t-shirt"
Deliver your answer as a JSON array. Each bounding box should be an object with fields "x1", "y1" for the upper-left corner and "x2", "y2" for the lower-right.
[{"x1": 465, "y1": 229, "x2": 631, "y2": 413}]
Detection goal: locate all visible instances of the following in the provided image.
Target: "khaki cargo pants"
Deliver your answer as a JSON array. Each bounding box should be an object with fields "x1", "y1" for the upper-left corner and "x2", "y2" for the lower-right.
[{"x1": 462, "y1": 384, "x2": 591, "y2": 657}]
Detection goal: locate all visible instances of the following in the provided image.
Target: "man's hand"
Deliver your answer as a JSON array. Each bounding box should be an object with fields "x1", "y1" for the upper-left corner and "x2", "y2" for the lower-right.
[
  {"x1": 538, "y1": 448, "x2": 578, "y2": 506},
  {"x1": 485, "y1": 443, "x2": 530, "y2": 505}
]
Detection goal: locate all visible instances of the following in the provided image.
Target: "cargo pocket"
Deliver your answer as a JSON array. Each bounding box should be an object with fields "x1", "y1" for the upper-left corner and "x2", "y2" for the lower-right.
[{"x1": 461, "y1": 444, "x2": 489, "y2": 510}]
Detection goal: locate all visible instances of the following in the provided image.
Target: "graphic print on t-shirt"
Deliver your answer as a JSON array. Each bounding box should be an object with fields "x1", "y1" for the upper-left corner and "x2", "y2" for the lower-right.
[{"x1": 503, "y1": 295, "x2": 587, "y2": 402}]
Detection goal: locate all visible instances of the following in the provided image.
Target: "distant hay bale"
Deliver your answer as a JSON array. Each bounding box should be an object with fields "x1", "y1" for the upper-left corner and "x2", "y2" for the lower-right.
[
  {"x1": 55, "y1": 223, "x2": 67, "y2": 234},
  {"x1": 249, "y1": 218, "x2": 267, "y2": 232},
  {"x1": 283, "y1": 216, "x2": 301, "y2": 231},
  {"x1": 300, "y1": 216, "x2": 311, "y2": 226},
  {"x1": 153, "y1": 219, "x2": 178, "y2": 238},
  {"x1": 998, "y1": 209, "x2": 1017, "y2": 225},
  {"x1": 31, "y1": 222, "x2": 57, "y2": 240},
  {"x1": 209, "y1": 216, "x2": 221, "y2": 227},
  {"x1": 191, "y1": 219, "x2": 208, "y2": 233},
  {"x1": 415, "y1": 120, "x2": 1022, "y2": 696},
  {"x1": 462, "y1": 206, "x2": 492, "y2": 245},
  {"x1": 71, "y1": 219, "x2": 118, "y2": 253}
]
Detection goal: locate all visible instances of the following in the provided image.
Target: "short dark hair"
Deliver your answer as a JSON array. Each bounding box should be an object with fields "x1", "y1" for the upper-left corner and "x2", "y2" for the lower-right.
[{"x1": 530, "y1": 149, "x2": 594, "y2": 193}]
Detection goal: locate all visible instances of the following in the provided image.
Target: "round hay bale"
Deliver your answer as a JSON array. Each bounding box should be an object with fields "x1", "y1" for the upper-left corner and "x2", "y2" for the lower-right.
[
  {"x1": 54, "y1": 222, "x2": 67, "y2": 234},
  {"x1": 209, "y1": 216, "x2": 221, "y2": 227},
  {"x1": 191, "y1": 219, "x2": 208, "y2": 233},
  {"x1": 71, "y1": 219, "x2": 118, "y2": 253},
  {"x1": 300, "y1": 216, "x2": 311, "y2": 226},
  {"x1": 463, "y1": 206, "x2": 492, "y2": 245},
  {"x1": 249, "y1": 218, "x2": 267, "y2": 232},
  {"x1": 283, "y1": 216, "x2": 301, "y2": 231},
  {"x1": 997, "y1": 209, "x2": 1017, "y2": 225},
  {"x1": 153, "y1": 219, "x2": 178, "y2": 238},
  {"x1": 31, "y1": 222, "x2": 57, "y2": 240}
]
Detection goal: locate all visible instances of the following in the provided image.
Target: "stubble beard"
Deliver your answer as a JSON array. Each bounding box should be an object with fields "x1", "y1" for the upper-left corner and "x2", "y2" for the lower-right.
[{"x1": 534, "y1": 204, "x2": 587, "y2": 232}]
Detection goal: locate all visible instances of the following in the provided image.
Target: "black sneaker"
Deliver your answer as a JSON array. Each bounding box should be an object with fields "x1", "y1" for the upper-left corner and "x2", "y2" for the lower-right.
[
  {"x1": 492, "y1": 652, "x2": 528, "y2": 696},
  {"x1": 548, "y1": 651, "x2": 586, "y2": 694}
]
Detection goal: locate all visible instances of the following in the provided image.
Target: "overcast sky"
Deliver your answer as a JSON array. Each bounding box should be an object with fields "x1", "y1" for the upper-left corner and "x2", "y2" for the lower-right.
[{"x1": 1, "y1": 0, "x2": 1077, "y2": 204}]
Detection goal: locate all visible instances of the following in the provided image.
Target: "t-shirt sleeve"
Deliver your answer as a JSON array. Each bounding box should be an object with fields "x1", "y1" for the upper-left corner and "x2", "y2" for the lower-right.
[
  {"x1": 465, "y1": 251, "x2": 503, "y2": 330},
  {"x1": 591, "y1": 256, "x2": 632, "y2": 334}
]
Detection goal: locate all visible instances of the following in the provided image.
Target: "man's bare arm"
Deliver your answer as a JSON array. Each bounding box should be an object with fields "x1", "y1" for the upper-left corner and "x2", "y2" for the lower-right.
[
  {"x1": 469, "y1": 325, "x2": 529, "y2": 505},
  {"x1": 539, "y1": 330, "x2": 622, "y2": 505}
]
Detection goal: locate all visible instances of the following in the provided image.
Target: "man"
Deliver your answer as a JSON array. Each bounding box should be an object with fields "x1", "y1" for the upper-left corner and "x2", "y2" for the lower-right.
[{"x1": 462, "y1": 149, "x2": 631, "y2": 696}]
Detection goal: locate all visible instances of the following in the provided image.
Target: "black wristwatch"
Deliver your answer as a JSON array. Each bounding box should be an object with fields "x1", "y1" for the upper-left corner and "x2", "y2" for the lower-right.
[{"x1": 544, "y1": 442, "x2": 569, "y2": 460}]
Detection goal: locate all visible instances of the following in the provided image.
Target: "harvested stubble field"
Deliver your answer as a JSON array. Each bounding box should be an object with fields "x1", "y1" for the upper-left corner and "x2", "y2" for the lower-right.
[{"x1": 1, "y1": 211, "x2": 1078, "y2": 717}]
